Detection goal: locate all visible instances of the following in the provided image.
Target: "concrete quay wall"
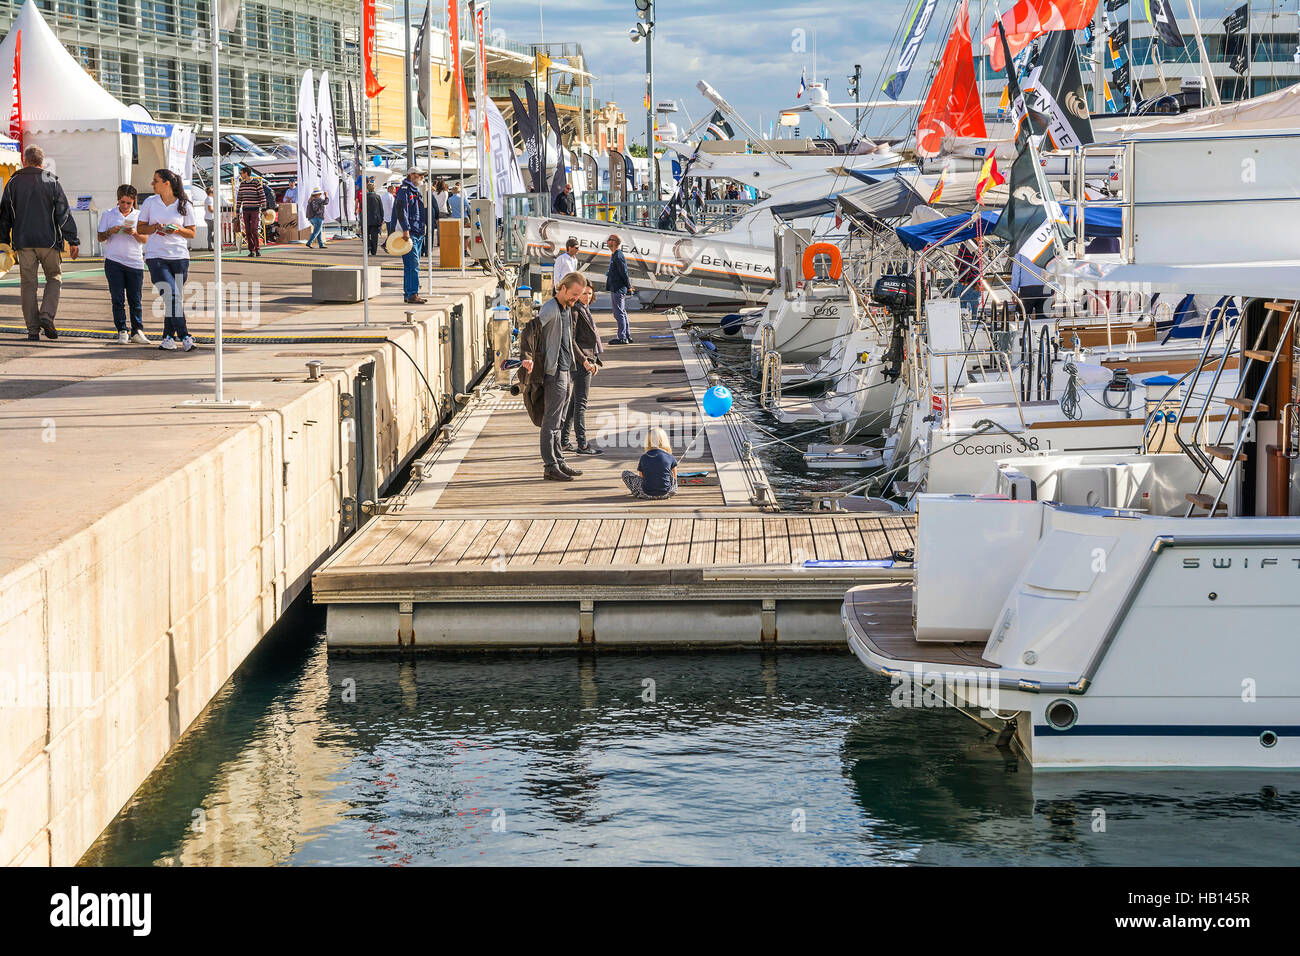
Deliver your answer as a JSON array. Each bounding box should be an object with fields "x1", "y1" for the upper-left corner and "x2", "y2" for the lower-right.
[{"x1": 0, "y1": 274, "x2": 497, "y2": 866}]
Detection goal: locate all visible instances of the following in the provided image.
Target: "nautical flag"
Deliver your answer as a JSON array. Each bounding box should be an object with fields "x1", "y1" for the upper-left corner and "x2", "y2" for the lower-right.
[
  {"x1": 413, "y1": 3, "x2": 432, "y2": 118},
  {"x1": 883, "y1": 0, "x2": 940, "y2": 98},
  {"x1": 1224, "y1": 3, "x2": 1248, "y2": 34},
  {"x1": 983, "y1": 0, "x2": 1101, "y2": 72},
  {"x1": 1103, "y1": 79, "x2": 1119, "y2": 112},
  {"x1": 928, "y1": 169, "x2": 946, "y2": 204},
  {"x1": 992, "y1": 23, "x2": 1073, "y2": 266},
  {"x1": 8, "y1": 31, "x2": 20, "y2": 154},
  {"x1": 545, "y1": 93, "x2": 568, "y2": 205},
  {"x1": 362, "y1": 0, "x2": 383, "y2": 97},
  {"x1": 534, "y1": 51, "x2": 553, "y2": 74},
  {"x1": 797, "y1": 69, "x2": 807, "y2": 99},
  {"x1": 915, "y1": 0, "x2": 986, "y2": 158},
  {"x1": 975, "y1": 155, "x2": 1006, "y2": 204},
  {"x1": 296, "y1": 70, "x2": 319, "y2": 205},
  {"x1": 997, "y1": 82, "x2": 1011, "y2": 118},
  {"x1": 1144, "y1": 0, "x2": 1185, "y2": 47},
  {"x1": 1020, "y1": 27, "x2": 1095, "y2": 150}
]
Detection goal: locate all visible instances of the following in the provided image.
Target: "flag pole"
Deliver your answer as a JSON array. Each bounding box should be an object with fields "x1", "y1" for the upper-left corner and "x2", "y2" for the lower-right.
[
  {"x1": 458, "y1": 1, "x2": 466, "y2": 277},
  {"x1": 211, "y1": 0, "x2": 224, "y2": 402},
  {"x1": 360, "y1": 52, "x2": 370, "y2": 328},
  {"x1": 426, "y1": 2, "x2": 435, "y2": 293}
]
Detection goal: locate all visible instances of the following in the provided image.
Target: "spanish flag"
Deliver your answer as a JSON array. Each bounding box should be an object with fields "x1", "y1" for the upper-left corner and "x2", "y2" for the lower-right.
[
  {"x1": 974, "y1": 154, "x2": 1005, "y2": 204},
  {"x1": 928, "y1": 169, "x2": 946, "y2": 204}
]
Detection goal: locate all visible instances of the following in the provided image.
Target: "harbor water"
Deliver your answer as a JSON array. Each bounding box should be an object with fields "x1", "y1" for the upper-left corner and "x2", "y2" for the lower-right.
[{"x1": 84, "y1": 613, "x2": 1300, "y2": 866}]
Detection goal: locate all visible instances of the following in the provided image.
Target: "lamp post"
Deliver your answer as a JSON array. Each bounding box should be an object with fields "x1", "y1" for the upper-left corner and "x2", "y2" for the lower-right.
[{"x1": 631, "y1": 0, "x2": 657, "y2": 198}]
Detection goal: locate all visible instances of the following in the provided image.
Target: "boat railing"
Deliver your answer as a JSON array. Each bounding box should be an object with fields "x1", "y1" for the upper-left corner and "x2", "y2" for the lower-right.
[
  {"x1": 1072, "y1": 142, "x2": 1129, "y2": 263},
  {"x1": 913, "y1": 337, "x2": 1026, "y2": 431}
]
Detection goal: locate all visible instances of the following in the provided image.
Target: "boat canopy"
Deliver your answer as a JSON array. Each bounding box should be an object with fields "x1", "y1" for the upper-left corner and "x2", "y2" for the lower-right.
[{"x1": 895, "y1": 211, "x2": 998, "y2": 250}]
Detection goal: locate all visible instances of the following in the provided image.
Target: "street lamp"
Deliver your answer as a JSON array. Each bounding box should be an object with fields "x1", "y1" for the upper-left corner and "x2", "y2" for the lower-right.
[{"x1": 631, "y1": 0, "x2": 657, "y2": 198}]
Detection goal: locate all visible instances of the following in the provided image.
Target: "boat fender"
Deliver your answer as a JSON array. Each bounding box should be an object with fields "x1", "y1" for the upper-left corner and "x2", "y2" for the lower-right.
[
  {"x1": 801, "y1": 242, "x2": 843, "y2": 281},
  {"x1": 720, "y1": 313, "x2": 745, "y2": 335}
]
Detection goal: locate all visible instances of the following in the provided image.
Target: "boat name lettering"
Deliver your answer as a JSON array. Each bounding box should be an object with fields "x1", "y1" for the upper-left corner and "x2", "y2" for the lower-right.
[
  {"x1": 1182, "y1": 556, "x2": 1300, "y2": 569},
  {"x1": 953, "y1": 437, "x2": 1039, "y2": 456}
]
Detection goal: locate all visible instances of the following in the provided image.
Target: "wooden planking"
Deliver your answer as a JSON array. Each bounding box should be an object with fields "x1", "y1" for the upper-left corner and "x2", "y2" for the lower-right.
[
  {"x1": 739, "y1": 519, "x2": 765, "y2": 566},
  {"x1": 460, "y1": 519, "x2": 512, "y2": 565},
  {"x1": 689, "y1": 518, "x2": 717, "y2": 565},
  {"x1": 832, "y1": 516, "x2": 869, "y2": 560},
  {"x1": 353, "y1": 522, "x2": 408, "y2": 565},
  {"x1": 880, "y1": 515, "x2": 915, "y2": 553},
  {"x1": 537, "y1": 519, "x2": 579, "y2": 566},
  {"x1": 762, "y1": 517, "x2": 792, "y2": 565},
  {"x1": 787, "y1": 516, "x2": 815, "y2": 565},
  {"x1": 809, "y1": 517, "x2": 842, "y2": 561},
  {"x1": 411, "y1": 519, "x2": 469, "y2": 566},
  {"x1": 508, "y1": 519, "x2": 554, "y2": 567},
  {"x1": 561, "y1": 518, "x2": 602, "y2": 565},
  {"x1": 384, "y1": 520, "x2": 446, "y2": 566},
  {"x1": 488, "y1": 519, "x2": 534, "y2": 566},
  {"x1": 663, "y1": 518, "x2": 695, "y2": 564},
  {"x1": 586, "y1": 519, "x2": 625, "y2": 566},
  {"x1": 436, "y1": 519, "x2": 488, "y2": 566},
  {"x1": 638, "y1": 517, "x2": 672, "y2": 564},
  {"x1": 715, "y1": 517, "x2": 741, "y2": 564},
  {"x1": 860, "y1": 518, "x2": 893, "y2": 562},
  {"x1": 368, "y1": 521, "x2": 423, "y2": 566},
  {"x1": 613, "y1": 518, "x2": 648, "y2": 564}
]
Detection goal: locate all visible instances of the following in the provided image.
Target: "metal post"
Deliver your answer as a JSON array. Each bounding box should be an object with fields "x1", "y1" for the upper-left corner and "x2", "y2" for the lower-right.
[
  {"x1": 211, "y1": 2, "x2": 224, "y2": 402},
  {"x1": 428, "y1": 2, "x2": 438, "y2": 290},
  {"x1": 404, "y1": 0, "x2": 414, "y2": 167},
  {"x1": 457, "y1": 0, "x2": 465, "y2": 277},
  {"x1": 1092, "y1": 1, "x2": 1105, "y2": 113},
  {"x1": 1187, "y1": 0, "x2": 1223, "y2": 107},
  {"x1": 361, "y1": 58, "x2": 370, "y2": 328},
  {"x1": 645, "y1": 0, "x2": 656, "y2": 198}
]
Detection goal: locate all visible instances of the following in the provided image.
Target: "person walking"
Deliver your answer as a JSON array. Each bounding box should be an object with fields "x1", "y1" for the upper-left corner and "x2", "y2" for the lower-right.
[
  {"x1": 381, "y1": 181, "x2": 397, "y2": 233},
  {"x1": 0, "y1": 144, "x2": 80, "y2": 341},
  {"x1": 203, "y1": 187, "x2": 215, "y2": 251},
  {"x1": 394, "y1": 168, "x2": 428, "y2": 304},
  {"x1": 98, "y1": 184, "x2": 150, "y2": 345},
  {"x1": 447, "y1": 184, "x2": 464, "y2": 220},
  {"x1": 622, "y1": 426, "x2": 679, "y2": 499},
  {"x1": 365, "y1": 180, "x2": 384, "y2": 256},
  {"x1": 236, "y1": 167, "x2": 265, "y2": 257},
  {"x1": 605, "y1": 234, "x2": 634, "y2": 344},
  {"x1": 138, "y1": 168, "x2": 198, "y2": 352},
  {"x1": 304, "y1": 187, "x2": 327, "y2": 249},
  {"x1": 552, "y1": 237, "x2": 578, "y2": 288},
  {"x1": 561, "y1": 279, "x2": 603, "y2": 456},
  {"x1": 520, "y1": 273, "x2": 587, "y2": 481}
]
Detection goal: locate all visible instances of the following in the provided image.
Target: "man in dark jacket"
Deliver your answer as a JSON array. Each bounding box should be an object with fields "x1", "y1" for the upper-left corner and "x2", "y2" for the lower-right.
[
  {"x1": 520, "y1": 273, "x2": 589, "y2": 481},
  {"x1": 605, "y1": 234, "x2": 634, "y2": 344},
  {"x1": 553, "y1": 182, "x2": 576, "y2": 216},
  {"x1": 365, "y1": 180, "x2": 384, "y2": 256},
  {"x1": 0, "y1": 145, "x2": 80, "y2": 340},
  {"x1": 393, "y1": 168, "x2": 435, "y2": 304}
]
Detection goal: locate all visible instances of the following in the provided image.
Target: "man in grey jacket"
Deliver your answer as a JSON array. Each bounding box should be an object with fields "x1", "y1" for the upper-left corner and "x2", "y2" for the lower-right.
[
  {"x1": 521, "y1": 272, "x2": 591, "y2": 481},
  {"x1": 0, "y1": 145, "x2": 80, "y2": 340}
]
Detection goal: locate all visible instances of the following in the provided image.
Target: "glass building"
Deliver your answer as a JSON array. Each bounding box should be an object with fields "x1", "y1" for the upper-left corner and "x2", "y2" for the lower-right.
[{"x1": 0, "y1": 0, "x2": 361, "y2": 135}]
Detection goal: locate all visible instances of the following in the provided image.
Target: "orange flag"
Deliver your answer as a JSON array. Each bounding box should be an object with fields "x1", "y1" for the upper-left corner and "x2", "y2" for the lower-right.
[{"x1": 915, "y1": 0, "x2": 986, "y2": 159}]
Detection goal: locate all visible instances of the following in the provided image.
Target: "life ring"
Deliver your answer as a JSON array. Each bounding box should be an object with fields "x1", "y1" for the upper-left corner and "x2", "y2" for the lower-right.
[{"x1": 801, "y1": 242, "x2": 842, "y2": 281}]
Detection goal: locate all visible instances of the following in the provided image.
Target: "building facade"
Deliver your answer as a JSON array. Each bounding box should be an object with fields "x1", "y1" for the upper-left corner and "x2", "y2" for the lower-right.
[{"x1": 0, "y1": 0, "x2": 360, "y2": 136}]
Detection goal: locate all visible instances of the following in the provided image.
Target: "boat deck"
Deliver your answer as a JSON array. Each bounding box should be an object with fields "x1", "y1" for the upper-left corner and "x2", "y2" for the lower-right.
[
  {"x1": 844, "y1": 584, "x2": 998, "y2": 668},
  {"x1": 313, "y1": 309, "x2": 916, "y2": 648}
]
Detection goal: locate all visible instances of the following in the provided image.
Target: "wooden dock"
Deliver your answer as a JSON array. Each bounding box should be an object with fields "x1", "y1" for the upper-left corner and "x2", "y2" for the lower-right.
[{"x1": 313, "y1": 307, "x2": 914, "y2": 648}]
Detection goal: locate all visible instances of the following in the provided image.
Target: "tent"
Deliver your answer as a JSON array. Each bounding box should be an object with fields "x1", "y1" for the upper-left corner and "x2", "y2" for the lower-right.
[{"x1": 0, "y1": 1, "x2": 187, "y2": 213}]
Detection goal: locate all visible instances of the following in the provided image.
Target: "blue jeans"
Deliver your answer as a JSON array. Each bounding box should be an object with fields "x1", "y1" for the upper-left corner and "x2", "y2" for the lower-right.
[
  {"x1": 307, "y1": 217, "x2": 324, "y2": 247},
  {"x1": 146, "y1": 257, "x2": 190, "y2": 340},
  {"x1": 611, "y1": 290, "x2": 630, "y2": 340},
  {"x1": 105, "y1": 258, "x2": 144, "y2": 332},
  {"x1": 402, "y1": 235, "x2": 424, "y2": 297}
]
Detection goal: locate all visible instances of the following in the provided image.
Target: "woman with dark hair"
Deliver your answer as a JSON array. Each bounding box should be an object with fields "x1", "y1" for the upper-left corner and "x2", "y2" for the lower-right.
[
  {"x1": 97, "y1": 183, "x2": 149, "y2": 344},
  {"x1": 137, "y1": 168, "x2": 198, "y2": 351}
]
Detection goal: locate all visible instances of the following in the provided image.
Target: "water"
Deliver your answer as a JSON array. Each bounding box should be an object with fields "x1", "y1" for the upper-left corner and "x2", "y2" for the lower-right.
[{"x1": 84, "y1": 623, "x2": 1300, "y2": 866}]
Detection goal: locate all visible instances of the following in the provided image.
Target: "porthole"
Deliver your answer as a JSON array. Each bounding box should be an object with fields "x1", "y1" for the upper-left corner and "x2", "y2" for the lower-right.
[{"x1": 1045, "y1": 698, "x2": 1078, "y2": 731}]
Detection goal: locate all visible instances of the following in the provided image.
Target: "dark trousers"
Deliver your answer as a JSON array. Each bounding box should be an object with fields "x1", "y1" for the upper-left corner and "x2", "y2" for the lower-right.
[
  {"x1": 367, "y1": 227, "x2": 381, "y2": 256},
  {"x1": 105, "y1": 259, "x2": 144, "y2": 332},
  {"x1": 561, "y1": 363, "x2": 591, "y2": 448},
  {"x1": 540, "y1": 370, "x2": 572, "y2": 468},
  {"x1": 241, "y1": 208, "x2": 261, "y2": 252},
  {"x1": 146, "y1": 257, "x2": 190, "y2": 340}
]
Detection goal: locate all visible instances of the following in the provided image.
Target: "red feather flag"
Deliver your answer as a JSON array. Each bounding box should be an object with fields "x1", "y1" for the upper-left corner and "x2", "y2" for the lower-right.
[
  {"x1": 915, "y1": 0, "x2": 985, "y2": 159},
  {"x1": 9, "y1": 31, "x2": 21, "y2": 153},
  {"x1": 363, "y1": 0, "x2": 384, "y2": 97},
  {"x1": 982, "y1": 0, "x2": 1099, "y2": 73}
]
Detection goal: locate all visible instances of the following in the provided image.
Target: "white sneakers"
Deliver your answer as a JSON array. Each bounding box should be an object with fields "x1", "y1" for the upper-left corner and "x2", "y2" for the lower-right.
[
  {"x1": 130, "y1": 331, "x2": 151, "y2": 345},
  {"x1": 181, "y1": 336, "x2": 196, "y2": 351},
  {"x1": 158, "y1": 336, "x2": 178, "y2": 350},
  {"x1": 116, "y1": 331, "x2": 129, "y2": 344}
]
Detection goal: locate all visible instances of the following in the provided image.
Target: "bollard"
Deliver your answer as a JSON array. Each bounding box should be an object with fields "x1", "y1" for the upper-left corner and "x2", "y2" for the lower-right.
[{"x1": 306, "y1": 360, "x2": 323, "y2": 381}]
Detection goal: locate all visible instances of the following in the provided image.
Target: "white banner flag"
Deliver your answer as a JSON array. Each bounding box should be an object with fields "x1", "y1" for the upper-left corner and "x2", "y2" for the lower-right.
[
  {"x1": 296, "y1": 70, "x2": 319, "y2": 210},
  {"x1": 316, "y1": 71, "x2": 341, "y2": 222},
  {"x1": 217, "y1": 0, "x2": 242, "y2": 31},
  {"x1": 479, "y1": 98, "x2": 524, "y2": 207}
]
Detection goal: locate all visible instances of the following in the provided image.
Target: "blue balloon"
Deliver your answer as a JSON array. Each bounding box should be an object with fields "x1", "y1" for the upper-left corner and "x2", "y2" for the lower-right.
[
  {"x1": 702, "y1": 385, "x2": 733, "y2": 418},
  {"x1": 372, "y1": 155, "x2": 383, "y2": 166}
]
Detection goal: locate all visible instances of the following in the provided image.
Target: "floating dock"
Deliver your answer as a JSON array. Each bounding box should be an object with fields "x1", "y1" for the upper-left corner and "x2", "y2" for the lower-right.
[{"x1": 314, "y1": 310, "x2": 914, "y2": 647}]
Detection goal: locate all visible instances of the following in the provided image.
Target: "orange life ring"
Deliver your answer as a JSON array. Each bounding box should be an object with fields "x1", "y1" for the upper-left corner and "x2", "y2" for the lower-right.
[{"x1": 801, "y1": 242, "x2": 842, "y2": 281}]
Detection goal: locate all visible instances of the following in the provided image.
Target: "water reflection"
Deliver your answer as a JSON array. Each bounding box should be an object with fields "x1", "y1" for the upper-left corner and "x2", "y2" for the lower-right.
[{"x1": 84, "y1": 644, "x2": 1300, "y2": 866}]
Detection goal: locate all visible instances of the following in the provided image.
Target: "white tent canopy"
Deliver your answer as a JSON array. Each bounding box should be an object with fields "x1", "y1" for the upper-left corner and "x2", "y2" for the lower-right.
[{"x1": 0, "y1": 0, "x2": 183, "y2": 211}]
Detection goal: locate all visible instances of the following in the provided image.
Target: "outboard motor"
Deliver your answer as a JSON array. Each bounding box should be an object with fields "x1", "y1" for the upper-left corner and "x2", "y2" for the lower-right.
[{"x1": 872, "y1": 274, "x2": 916, "y2": 317}]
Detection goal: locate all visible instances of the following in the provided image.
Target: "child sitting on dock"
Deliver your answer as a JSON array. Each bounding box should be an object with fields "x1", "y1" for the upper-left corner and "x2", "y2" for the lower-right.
[{"x1": 623, "y1": 427, "x2": 678, "y2": 500}]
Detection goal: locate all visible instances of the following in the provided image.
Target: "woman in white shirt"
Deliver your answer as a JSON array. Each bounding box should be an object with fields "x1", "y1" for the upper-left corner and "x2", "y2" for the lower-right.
[
  {"x1": 97, "y1": 184, "x2": 150, "y2": 345},
  {"x1": 137, "y1": 168, "x2": 199, "y2": 351},
  {"x1": 433, "y1": 178, "x2": 450, "y2": 217}
]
